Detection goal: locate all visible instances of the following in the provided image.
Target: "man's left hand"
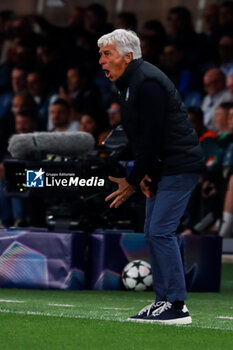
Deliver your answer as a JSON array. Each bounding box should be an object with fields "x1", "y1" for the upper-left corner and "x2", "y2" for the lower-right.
[{"x1": 105, "y1": 176, "x2": 135, "y2": 208}]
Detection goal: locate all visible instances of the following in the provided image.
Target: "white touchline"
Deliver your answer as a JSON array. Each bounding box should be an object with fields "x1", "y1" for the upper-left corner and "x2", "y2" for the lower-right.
[
  {"x1": 102, "y1": 307, "x2": 134, "y2": 310},
  {"x1": 48, "y1": 303, "x2": 74, "y2": 307},
  {"x1": 0, "y1": 308, "x2": 232, "y2": 331},
  {"x1": 0, "y1": 299, "x2": 25, "y2": 303},
  {"x1": 218, "y1": 316, "x2": 233, "y2": 320}
]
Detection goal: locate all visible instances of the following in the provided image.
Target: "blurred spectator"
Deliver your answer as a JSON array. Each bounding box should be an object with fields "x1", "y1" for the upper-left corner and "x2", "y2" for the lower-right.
[
  {"x1": 219, "y1": 34, "x2": 233, "y2": 77},
  {"x1": 188, "y1": 107, "x2": 217, "y2": 168},
  {"x1": 107, "y1": 99, "x2": 121, "y2": 129},
  {"x1": 203, "y1": 4, "x2": 220, "y2": 34},
  {"x1": 11, "y1": 16, "x2": 32, "y2": 40},
  {"x1": 11, "y1": 67, "x2": 27, "y2": 92},
  {"x1": 159, "y1": 43, "x2": 199, "y2": 99},
  {"x1": 141, "y1": 20, "x2": 166, "y2": 64},
  {"x1": 0, "y1": 89, "x2": 12, "y2": 119},
  {"x1": 98, "y1": 98, "x2": 122, "y2": 146},
  {"x1": 219, "y1": 105, "x2": 233, "y2": 235},
  {"x1": 184, "y1": 107, "x2": 218, "y2": 234},
  {"x1": 50, "y1": 98, "x2": 79, "y2": 132},
  {"x1": 12, "y1": 91, "x2": 37, "y2": 117},
  {"x1": 12, "y1": 39, "x2": 36, "y2": 70},
  {"x1": 8, "y1": 16, "x2": 41, "y2": 53},
  {"x1": 0, "y1": 67, "x2": 27, "y2": 119},
  {"x1": 214, "y1": 102, "x2": 232, "y2": 135},
  {"x1": 219, "y1": 174, "x2": 233, "y2": 237},
  {"x1": 219, "y1": 1, "x2": 233, "y2": 30},
  {"x1": 185, "y1": 103, "x2": 233, "y2": 235},
  {"x1": 201, "y1": 4, "x2": 221, "y2": 66},
  {"x1": 80, "y1": 112, "x2": 97, "y2": 134},
  {"x1": 201, "y1": 68, "x2": 232, "y2": 130},
  {"x1": 0, "y1": 90, "x2": 37, "y2": 145},
  {"x1": 84, "y1": 3, "x2": 113, "y2": 39},
  {"x1": 142, "y1": 20, "x2": 166, "y2": 41},
  {"x1": 36, "y1": 40, "x2": 66, "y2": 89},
  {"x1": 0, "y1": 13, "x2": 15, "y2": 64},
  {"x1": 216, "y1": 105, "x2": 233, "y2": 237},
  {"x1": 0, "y1": 11, "x2": 15, "y2": 91},
  {"x1": 115, "y1": 12, "x2": 137, "y2": 31},
  {"x1": 226, "y1": 72, "x2": 233, "y2": 96},
  {"x1": 201, "y1": 103, "x2": 233, "y2": 234},
  {"x1": 140, "y1": 35, "x2": 162, "y2": 66},
  {"x1": 0, "y1": 108, "x2": 36, "y2": 227},
  {"x1": 58, "y1": 66, "x2": 102, "y2": 118},
  {"x1": 0, "y1": 10, "x2": 14, "y2": 46},
  {"x1": 29, "y1": 7, "x2": 85, "y2": 45},
  {"x1": 68, "y1": 6, "x2": 85, "y2": 28},
  {"x1": 80, "y1": 110, "x2": 107, "y2": 145},
  {"x1": 15, "y1": 109, "x2": 36, "y2": 134},
  {"x1": 27, "y1": 70, "x2": 53, "y2": 130},
  {"x1": 166, "y1": 6, "x2": 204, "y2": 65},
  {"x1": 202, "y1": 103, "x2": 233, "y2": 195}
]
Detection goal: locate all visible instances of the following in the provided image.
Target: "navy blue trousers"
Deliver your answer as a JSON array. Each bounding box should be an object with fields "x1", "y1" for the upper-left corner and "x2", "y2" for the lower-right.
[{"x1": 144, "y1": 173, "x2": 198, "y2": 303}]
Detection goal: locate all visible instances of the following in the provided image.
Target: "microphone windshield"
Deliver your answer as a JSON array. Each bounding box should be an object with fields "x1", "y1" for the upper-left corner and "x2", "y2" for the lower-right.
[{"x1": 8, "y1": 132, "x2": 95, "y2": 159}]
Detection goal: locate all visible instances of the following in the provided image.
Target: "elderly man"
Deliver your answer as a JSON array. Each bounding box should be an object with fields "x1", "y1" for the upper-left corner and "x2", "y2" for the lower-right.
[
  {"x1": 98, "y1": 29, "x2": 204, "y2": 325},
  {"x1": 201, "y1": 68, "x2": 231, "y2": 131}
]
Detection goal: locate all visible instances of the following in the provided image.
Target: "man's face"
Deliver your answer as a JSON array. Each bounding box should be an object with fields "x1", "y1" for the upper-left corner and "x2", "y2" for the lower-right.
[
  {"x1": 167, "y1": 13, "x2": 184, "y2": 35},
  {"x1": 218, "y1": 36, "x2": 233, "y2": 64},
  {"x1": 67, "y1": 69, "x2": 80, "y2": 92},
  {"x1": 15, "y1": 115, "x2": 34, "y2": 134},
  {"x1": 204, "y1": 73, "x2": 223, "y2": 97},
  {"x1": 12, "y1": 95, "x2": 25, "y2": 115},
  {"x1": 99, "y1": 44, "x2": 132, "y2": 82},
  {"x1": 203, "y1": 5, "x2": 219, "y2": 31},
  {"x1": 219, "y1": 6, "x2": 233, "y2": 26},
  {"x1": 80, "y1": 114, "x2": 96, "y2": 134},
  {"x1": 160, "y1": 45, "x2": 182, "y2": 68},
  {"x1": 108, "y1": 103, "x2": 121, "y2": 127},
  {"x1": 214, "y1": 107, "x2": 228, "y2": 132},
  {"x1": 50, "y1": 104, "x2": 69, "y2": 127},
  {"x1": 27, "y1": 73, "x2": 43, "y2": 97},
  {"x1": 11, "y1": 69, "x2": 26, "y2": 93}
]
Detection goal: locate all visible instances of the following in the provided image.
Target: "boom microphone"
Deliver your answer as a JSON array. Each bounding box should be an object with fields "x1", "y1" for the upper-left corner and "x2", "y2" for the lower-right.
[{"x1": 8, "y1": 132, "x2": 95, "y2": 160}]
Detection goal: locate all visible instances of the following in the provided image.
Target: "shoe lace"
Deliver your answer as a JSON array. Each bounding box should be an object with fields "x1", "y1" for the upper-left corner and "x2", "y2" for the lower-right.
[
  {"x1": 151, "y1": 301, "x2": 172, "y2": 316},
  {"x1": 138, "y1": 301, "x2": 166, "y2": 316},
  {"x1": 138, "y1": 302, "x2": 155, "y2": 316}
]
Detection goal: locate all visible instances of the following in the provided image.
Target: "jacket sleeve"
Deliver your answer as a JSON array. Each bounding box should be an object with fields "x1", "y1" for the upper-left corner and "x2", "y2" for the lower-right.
[{"x1": 126, "y1": 80, "x2": 166, "y2": 187}]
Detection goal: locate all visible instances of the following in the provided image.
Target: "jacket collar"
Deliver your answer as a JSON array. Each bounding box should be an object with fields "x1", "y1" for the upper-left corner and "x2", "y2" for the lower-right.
[{"x1": 115, "y1": 58, "x2": 143, "y2": 90}]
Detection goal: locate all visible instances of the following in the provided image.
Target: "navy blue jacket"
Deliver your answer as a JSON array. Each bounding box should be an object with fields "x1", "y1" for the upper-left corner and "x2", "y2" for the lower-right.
[{"x1": 115, "y1": 58, "x2": 205, "y2": 187}]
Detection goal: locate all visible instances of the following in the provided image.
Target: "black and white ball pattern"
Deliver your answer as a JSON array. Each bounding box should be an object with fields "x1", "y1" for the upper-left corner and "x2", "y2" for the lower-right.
[{"x1": 121, "y1": 260, "x2": 152, "y2": 291}]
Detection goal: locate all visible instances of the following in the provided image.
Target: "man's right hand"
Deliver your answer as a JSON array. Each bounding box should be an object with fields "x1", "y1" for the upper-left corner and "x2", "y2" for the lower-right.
[{"x1": 140, "y1": 174, "x2": 155, "y2": 198}]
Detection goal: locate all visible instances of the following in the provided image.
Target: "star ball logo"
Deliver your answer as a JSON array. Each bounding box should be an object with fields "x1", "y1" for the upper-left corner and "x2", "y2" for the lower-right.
[{"x1": 26, "y1": 168, "x2": 45, "y2": 187}]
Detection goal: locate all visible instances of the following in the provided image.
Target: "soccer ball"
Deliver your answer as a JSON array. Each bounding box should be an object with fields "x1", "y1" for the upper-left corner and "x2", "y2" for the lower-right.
[{"x1": 121, "y1": 260, "x2": 153, "y2": 291}]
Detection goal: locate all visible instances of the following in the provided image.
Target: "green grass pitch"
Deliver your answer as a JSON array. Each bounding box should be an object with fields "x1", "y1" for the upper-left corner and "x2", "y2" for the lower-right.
[{"x1": 0, "y1": 263, "x2": 233, "y2": 350}]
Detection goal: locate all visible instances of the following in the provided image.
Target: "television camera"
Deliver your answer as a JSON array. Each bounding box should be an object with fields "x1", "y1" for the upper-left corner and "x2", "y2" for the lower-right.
[{"x1": 4, "y1": 127, "x2": 139, "y2": 231}]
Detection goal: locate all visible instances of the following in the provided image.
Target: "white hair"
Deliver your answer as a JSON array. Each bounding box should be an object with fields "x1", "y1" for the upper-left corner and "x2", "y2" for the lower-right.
[{"x1": 97, "y1": 29, "x2": 142, "y2": 59}]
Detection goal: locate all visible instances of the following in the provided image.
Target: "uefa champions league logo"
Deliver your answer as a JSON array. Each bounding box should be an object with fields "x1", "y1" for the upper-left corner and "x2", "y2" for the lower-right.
[{"x1": 26, "y1": 169, "x2": 45, "y2": 187}]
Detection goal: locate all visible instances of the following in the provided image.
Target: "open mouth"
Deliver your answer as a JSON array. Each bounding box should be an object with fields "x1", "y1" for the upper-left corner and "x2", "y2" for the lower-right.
[{"x1": 104, "y1": 69, "x2": 110, "y2": 78}]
